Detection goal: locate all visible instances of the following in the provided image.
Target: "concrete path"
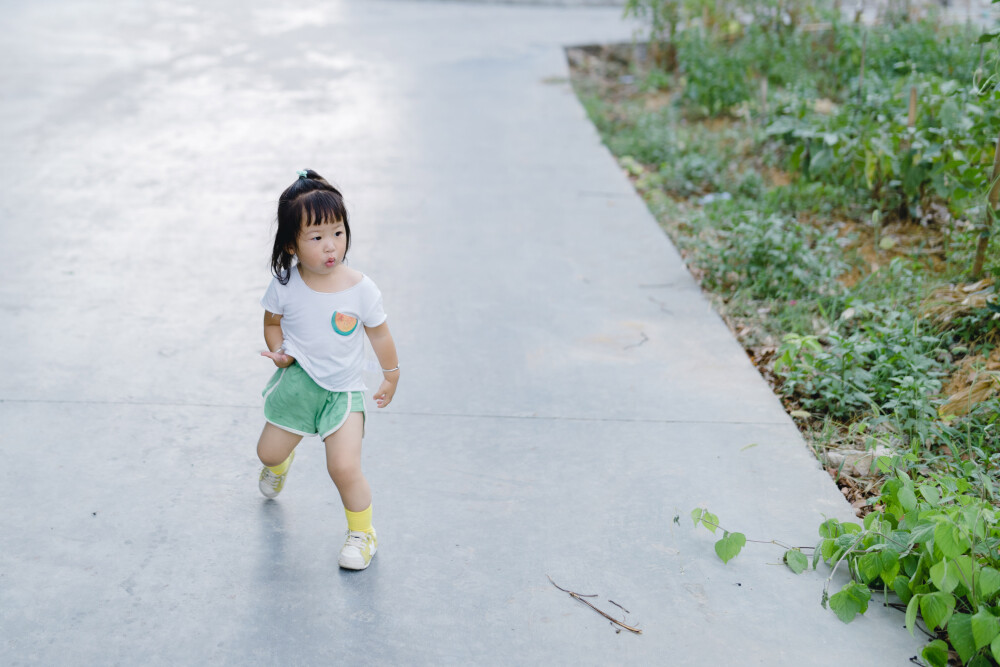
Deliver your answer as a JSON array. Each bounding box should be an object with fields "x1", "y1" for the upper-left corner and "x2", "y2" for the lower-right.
[{"x1": 0, "y1": 1, "x2": 925, "y2": 664}]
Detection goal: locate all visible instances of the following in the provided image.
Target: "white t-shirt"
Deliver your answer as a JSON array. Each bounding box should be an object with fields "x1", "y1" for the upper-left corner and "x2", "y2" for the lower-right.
[{"x1": 261, "y1": 266, "x2": 387, "y2": 391}]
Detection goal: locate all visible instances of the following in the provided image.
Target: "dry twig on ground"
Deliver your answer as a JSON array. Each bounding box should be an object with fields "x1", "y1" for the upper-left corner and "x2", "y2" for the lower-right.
[{"x1": 547, "y1": 575, "x2": 643, "y2": 635}]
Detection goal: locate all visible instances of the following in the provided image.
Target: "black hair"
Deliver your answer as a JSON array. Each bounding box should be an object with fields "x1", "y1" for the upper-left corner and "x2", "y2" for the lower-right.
[{"x1": 271, "y1": 169, "x2": 351, "y2": 284}]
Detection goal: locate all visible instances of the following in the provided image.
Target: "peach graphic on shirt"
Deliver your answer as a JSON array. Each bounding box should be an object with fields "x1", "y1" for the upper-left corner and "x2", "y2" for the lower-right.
[{"x1": 332, "y1": 311, "x2": 359, "y2": 336}]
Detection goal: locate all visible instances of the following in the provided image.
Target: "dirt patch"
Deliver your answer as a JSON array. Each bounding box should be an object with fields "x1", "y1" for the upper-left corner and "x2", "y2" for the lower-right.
[
  {"x1": 833, "y1": 218, "x2": 948, "y2": 286},
  {"x1": 763, "y1": 166, "x2": 792, "y2": 188},
  {"x1": 565, "y1": 42, "x2": 651, "y2": 101},
  {"x1": 643, "y1": 90, "x2": 674, "y2": 111},
  {"x1": 939, "y1": 346, "x2": 1000, "y2": 416}
]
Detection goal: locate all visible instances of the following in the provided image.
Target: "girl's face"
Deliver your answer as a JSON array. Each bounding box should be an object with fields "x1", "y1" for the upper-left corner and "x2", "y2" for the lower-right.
[{"x1": 292, "y1": 218, "x2": 348, "y2": 277}]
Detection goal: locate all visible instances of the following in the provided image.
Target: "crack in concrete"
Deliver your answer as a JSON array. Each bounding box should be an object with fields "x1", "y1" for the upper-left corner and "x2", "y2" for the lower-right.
[
  {"x1": 577, "y1": 190, "x2": 633, "y2": 198},
  {"x1": 389, "y1": 410, "x2": 790, "y2": 426},
  {"x1": 0, "y1": 398, "x2": 789, "y2": 426},
  {"x1": 623, "y1": 331, "x2": 649, "y2": 350},
  {"x1": 648, "y1": 295, "x2": 673, "y2": 314}
]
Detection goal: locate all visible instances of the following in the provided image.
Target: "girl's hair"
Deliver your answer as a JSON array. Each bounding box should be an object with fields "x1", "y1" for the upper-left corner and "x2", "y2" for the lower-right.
[{"x1": 271, "y1": 169, "x2": 351, "y2": 284}]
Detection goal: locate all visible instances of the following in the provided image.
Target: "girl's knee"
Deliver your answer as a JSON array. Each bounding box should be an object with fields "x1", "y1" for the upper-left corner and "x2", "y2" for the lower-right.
[
  {"x1": 327, "y1": 459, "x2": 363, "y2": 486},
  {"x1": 258, "y1": 445, "x2": 287, "y2": 468},
  {"x1": 257, "y1": 425, "x2": 299, "y2": 467}
]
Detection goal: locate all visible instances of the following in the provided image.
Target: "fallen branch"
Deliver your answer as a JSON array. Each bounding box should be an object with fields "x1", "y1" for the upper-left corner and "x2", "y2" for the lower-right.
[
  {"x1": 609, "y1": 599, "x2": 630, "y2": 614},
  {"x1": 547, "y1": 575, "x2": 643, "y2": 635}
]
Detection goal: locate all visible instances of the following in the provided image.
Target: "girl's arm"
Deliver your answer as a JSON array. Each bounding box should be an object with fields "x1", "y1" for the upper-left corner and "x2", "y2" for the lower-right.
[
  {"x1": 365, "y1": 321, "x2": 399, "y2": 408},
  {"x1": 261, "y1": 311, "x2": 295, "y2": 368}
]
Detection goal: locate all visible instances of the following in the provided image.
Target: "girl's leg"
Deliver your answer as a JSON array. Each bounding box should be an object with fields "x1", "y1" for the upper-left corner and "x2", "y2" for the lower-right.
[
  {"x1": 257, "y1": 422, "x2": 302, "y2": 467},
  {"x1": 322, "y1": 412, "x2": 370, "y2": 512},
  {"x1": 326, "y1": 412, "x2": 376, "y2": 570},
  {"x1": 257, "y1": 423, "x2": 302, "y2": 499}
]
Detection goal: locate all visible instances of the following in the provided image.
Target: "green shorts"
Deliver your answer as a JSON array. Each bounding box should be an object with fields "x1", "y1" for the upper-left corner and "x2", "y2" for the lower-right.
[{"x1": 262, "y1": 363, "x2": 366, "y2": 439}]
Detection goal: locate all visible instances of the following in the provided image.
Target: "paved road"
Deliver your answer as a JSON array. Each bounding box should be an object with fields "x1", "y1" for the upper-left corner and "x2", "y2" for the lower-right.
[{"x1": 1, "y1": 1, "x2": 925, "y2": 664}]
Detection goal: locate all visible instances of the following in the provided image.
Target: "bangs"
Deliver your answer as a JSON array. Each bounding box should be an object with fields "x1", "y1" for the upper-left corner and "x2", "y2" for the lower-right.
[{"x1": 294, "y1": 190, "x2": 349, "y2": 227}]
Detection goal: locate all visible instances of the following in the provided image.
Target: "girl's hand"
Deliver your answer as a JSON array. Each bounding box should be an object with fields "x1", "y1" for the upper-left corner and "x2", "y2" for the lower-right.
[
  {"x1": 261, "y1": 350, "x2": 296, "y2": 368},
  {"x1": 373, "y1": 377, "x2": 397, "y2": 408}
]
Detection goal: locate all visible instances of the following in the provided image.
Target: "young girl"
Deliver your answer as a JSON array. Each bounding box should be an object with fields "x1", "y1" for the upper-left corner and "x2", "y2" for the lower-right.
[{"x1": 256, "y1": 169, "x2": 399, "y2": 571}]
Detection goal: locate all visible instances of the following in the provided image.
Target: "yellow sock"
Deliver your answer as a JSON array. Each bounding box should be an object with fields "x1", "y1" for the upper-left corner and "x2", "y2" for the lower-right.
[
  {"x1": 268, "y1": 453, "x2": 292, "y2": 475},
  {"x1": 345, "y1": 504, "x2": 374, "y2": 534}
]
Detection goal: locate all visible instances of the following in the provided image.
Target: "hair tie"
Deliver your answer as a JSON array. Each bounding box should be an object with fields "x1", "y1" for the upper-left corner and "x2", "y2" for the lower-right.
[{"x1": 296, "y1": 170, "x2": 308, "y2": 179}]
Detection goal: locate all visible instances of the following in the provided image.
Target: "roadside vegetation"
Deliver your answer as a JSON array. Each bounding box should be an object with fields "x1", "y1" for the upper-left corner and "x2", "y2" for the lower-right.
[{"x1": 568, "y1": 1, "x2": 1000, "y2": 663}]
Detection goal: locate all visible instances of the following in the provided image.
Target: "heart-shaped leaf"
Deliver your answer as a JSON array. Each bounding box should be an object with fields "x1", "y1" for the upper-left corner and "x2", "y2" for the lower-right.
[
  {"x1": 920, "y1": 591, "x2": 956, "y2": 631},
  {"x1": 935, "y1": 521, "x2": 971, "y2": 560},
  {"x1": 921, "y1": 639, "x2": 949, "y2": 667},
  {"x1": 714, "y1": 532, "x2": 746, "y2": 564},
  {"x1": 828, "y1": 581, "x2": 871, "y2": 623},
  {"x1": 784, "y1": 549, "x2": 808, "y2": 575},
  {"x1": 949, "y1": 613, "x2": 976, "y2": 664},
  {"x1": 906, "y1": 594, "x2": 921, "y2": 635},
  {"x1": 972, "y1": 608, "x2": 1000, "y2": 650},
  {"x1": 930, "y1": 559, "x2": 960, "y2": 594},
  {"x1": 978, "y1": 567, "x2": 1000, "y2": 600}
]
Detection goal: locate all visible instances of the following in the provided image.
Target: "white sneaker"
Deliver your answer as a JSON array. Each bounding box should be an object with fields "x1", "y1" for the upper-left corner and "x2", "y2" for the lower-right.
[
  {"x1": 258, "y1": 451, "x2": 295, "y2": 499},
  {"x1": 339, "y1": 528, "x2": 377, "y2": 570}
]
